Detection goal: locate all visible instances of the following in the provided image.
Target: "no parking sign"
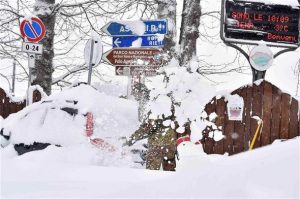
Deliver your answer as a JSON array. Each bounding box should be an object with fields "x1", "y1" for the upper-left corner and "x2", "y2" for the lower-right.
[{"x1": 20, "y1": 17, "x2": 45, "y2": 43}]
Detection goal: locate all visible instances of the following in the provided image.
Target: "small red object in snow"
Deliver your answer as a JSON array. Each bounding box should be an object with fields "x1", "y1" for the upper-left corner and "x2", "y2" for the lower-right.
[
  {"x1": 85, "y1": 112, "x2": 116, "y2": 151},
  {"x1": 176, "y1": 136, "x2": 191, "y2": 146},
  {"x1": 86, "y1": 112, "x2": 94, "y2": 137}
]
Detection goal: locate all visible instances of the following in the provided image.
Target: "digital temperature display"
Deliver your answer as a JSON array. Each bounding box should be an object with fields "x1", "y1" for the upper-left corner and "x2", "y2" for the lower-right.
[{"x1": 223, "y1": 0, "x2": 300, "y2": 47}]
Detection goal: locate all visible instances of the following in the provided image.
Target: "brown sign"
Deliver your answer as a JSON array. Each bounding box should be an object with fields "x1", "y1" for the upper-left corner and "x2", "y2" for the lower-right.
[
  {"x1": 115, "y1": 66, "x2": 157, "y2": 76},
  {"x1": 103, "y1": 48, "x2": 163, "y2": 66}
]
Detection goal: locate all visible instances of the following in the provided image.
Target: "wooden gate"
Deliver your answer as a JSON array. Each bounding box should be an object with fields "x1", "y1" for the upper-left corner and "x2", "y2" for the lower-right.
[
  {"x1": 0, "y1": 88, "x2": 42, "y2": 119},
  {"x1": 201, "y1": 81, "x2": 299, "y2": 155}
]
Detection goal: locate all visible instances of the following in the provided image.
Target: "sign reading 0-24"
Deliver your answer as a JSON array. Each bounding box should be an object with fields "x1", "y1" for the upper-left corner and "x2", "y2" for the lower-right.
[{"x1": 221, "y1": 0, "x2": 300, "y2": 48}]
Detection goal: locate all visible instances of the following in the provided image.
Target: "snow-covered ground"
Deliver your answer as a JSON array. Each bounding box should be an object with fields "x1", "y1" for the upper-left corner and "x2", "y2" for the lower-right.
[{"x1": 1, "y1": 137, "x2": 299, "y2": 198}]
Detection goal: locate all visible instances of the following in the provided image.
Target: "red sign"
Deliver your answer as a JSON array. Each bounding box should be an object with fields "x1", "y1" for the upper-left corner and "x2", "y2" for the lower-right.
[
  {"x1": 20, "y1": 17, "x2": 46, "y2": 43},
  {"x1": 223, "y1": 0, "x2": 300, "y2": 47},
  {"x1": 103, "y1": 48, "x2": 163, "y2": 66}
]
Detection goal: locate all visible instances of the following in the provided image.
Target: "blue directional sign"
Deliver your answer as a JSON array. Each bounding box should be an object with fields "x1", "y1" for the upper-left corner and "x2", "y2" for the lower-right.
[
  {"x1": 102, "y1": 20, "x2": 167, "y2": 36},
  {"x1": 113, "y1": 35, "x2": 165, "y2": 48}
]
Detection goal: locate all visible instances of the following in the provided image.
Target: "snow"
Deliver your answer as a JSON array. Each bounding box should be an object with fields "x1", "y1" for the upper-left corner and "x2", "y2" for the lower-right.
[
  {"x1": 236, "y1": 0, "x2": 300, "y2": 7},
  {"x1": 2, "y1": 84, "x2": 139, "y2": 146},
  {"x1": 131, "y1": 37, "x2": 143, "y2": 47},
  {"x1": 1, "y1": 136, "x2": 299, "y2": 198},
  {"x1": 119, "y1": 20, "x2": 146, "y2": 36}
]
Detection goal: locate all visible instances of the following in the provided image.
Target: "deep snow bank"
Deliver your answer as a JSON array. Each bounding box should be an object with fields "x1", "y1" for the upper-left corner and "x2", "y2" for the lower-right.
[{"x1": 1, "y1": 84, "x2": 139, "y2": 146}]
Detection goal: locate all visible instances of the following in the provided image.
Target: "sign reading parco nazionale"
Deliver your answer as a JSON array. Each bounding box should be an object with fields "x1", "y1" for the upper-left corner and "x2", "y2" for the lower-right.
[
  {"x1": 101, "y1": 19, "x2": 167, "y2": 77},
  {"x1": 222, "y1": 0, "x2": 300, "y2": 48}
]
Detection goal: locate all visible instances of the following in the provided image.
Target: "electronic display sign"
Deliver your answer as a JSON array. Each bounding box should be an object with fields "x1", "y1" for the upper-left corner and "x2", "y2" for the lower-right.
[{"x1": 221, "y1": 0, "x2": 300, "y2": 48}]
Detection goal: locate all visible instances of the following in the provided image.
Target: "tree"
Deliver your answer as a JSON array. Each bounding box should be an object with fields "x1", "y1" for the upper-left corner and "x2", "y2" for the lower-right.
[
  {"x1": 32, "y1": 0, "x2": 56, "y2": 95},
  {"x1": 0, "y1": 0, "x2": 156, "y2": 94},
  {"x1": 179, "y1": 0, "x2": 201, "y2": 67}
]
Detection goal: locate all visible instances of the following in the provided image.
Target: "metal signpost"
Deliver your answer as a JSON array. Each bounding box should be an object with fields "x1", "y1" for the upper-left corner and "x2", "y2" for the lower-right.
[
  {"x1": 102, "y1": 19, "x2": 167, "y2": 98},
  {"x1": 220, "y1": 0, "x2": 300, "y2": 82},
  {"x1": 20, "y1": 16, "x2": 46, "y2": 106},
  {"x1": 84, "y1": 36, "x2": 103, "y2": 85}
]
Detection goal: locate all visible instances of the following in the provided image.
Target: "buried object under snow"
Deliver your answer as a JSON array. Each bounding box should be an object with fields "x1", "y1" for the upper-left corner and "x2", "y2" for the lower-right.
[{"x1": 1, "y1": 84, "x2": 139, "y2": 155}]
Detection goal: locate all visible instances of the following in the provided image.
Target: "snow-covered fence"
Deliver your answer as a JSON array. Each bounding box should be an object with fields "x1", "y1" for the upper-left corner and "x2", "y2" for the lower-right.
[
  {"x1": 0, "y1": 87, "x2": 42, "y2": 119},
  {"x1": 202, "y1": 81, "x2": 299, "y2": 155}
]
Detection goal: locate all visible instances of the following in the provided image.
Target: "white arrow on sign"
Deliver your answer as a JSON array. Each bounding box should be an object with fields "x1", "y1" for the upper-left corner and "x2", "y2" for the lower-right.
[
  {"x1": 113, "y1": 37, "x2": 121, "y2": 47},
  {"x1": 116, "y1": 67, "x2": 123, "y2": 75}
]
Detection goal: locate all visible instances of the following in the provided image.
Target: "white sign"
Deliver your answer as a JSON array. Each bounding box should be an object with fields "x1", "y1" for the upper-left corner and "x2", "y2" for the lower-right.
[
  {"x1": 249, "y1": 45, "x2": 273, "y2": 71},
  {"x1": 28, "y1": 53, "x2": 35, "y2": 68},
  {"x1": 84, "y1": 37, "x2": 103, "y2": 66},
  {"x1": 227, "y1": 94, "x2": 244, "y2": 121},
  {"x1": 22, "y1": 42, "x2": 43, "y2": 54}
]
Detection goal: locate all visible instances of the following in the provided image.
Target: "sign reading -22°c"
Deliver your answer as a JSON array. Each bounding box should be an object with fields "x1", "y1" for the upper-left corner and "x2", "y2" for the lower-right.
[
  {"x1": 102, "y1": 20, "x2": 167, "y2": 36},
  {"x1": 222, "y1": 0, "x2": 300, "y2": 48},
  {"x1": 20, "y1": 17, "x2": 46, "y2": 43}
]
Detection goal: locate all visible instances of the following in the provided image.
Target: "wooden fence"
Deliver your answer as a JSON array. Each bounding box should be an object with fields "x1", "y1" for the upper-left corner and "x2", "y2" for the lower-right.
[
  {"x1": 0, "y1": 87, "x2": 42, "y2": 119},
  {"x1": 202, "y1": 81, "x2": 299, "y2": 155}
]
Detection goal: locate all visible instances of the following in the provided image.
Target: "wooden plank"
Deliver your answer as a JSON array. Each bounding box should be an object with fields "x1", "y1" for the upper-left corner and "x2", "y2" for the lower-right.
[
  {"x1": 231, "y1": 88, "x2": 246, "y2": 154},
  {"x1": 280, "y1": 93, "x2": 291, "y2": 139},
  {"x1": 271, "y1": 85, "x2": 281, "y2": 142},
  {"x1": 250, "y1": 82, "x2": 263, "y2": 149},
  {"x1": 298, "y1": 105, "x2": 300, "y2": 136},
  {"x1": 205, "y1": 97, "x2": 217, "y2": 154},
  {"x1": 261, "y1": 82, "x2": 272, "y2": 146},
  {"x1": 289, "y1": 98, "x2": 298, "y2": 139},
  {"x1": 3, "y1": 96, "x2": 10, "y2": 118},
  {"x1": 0, "y1": 88, "x2": 5, "y2": 117},
  {"x1": 223, "y1": 99, "x2": 234, "y2": 155},
  {"x1": 214, "y1": 97, "x2": 226, "y2": 154},
  {"x1": 244, "y1": 85, "x2": 252, "y2": 151},
  {"x1": 205, "y1": 97, "x2": 216, "y2": 118},
  {"x1": 32, "y1": 89, "x2": 42, "y2": 103}
]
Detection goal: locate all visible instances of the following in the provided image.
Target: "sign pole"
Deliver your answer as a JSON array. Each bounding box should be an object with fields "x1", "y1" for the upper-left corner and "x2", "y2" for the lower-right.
[
  {"x1": 11, "y1": 59, "x2": 16, "y2": 94},
  {"x1": 87, "y1": 39, "x2": 95, "y2": 85},
  {"x1": 27, "y1": 53, "x2": 35, "y2": 106},
  {"x1": 127, "y1": 76, "x2": 132, "y2": 98}
]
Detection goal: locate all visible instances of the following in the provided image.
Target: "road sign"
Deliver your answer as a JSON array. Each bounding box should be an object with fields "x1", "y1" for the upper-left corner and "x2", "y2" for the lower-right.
[
  {"x1": 113, "y1": 35, "x2": 165, "y2": 48},
  {"x1": 22, "y1": 42, "x2": 43, "y2": 54},
  {"x1": 115, "y1": 66, "x2": 157, "y2": 76},
  {"x1": 28, "y1": 53, "x2": 35, "y2": 68},
  {"x1": 84, "y1": 37, "x2": 103, "y2": 66},
  {"x1": 20, "y1": 17, "x2": 46, "y2": 43},
  {"x1": 84, "y1": 35, "x2": 103, "y2": 85},
  {"x1": 249, "y1": 45, "x2": 273, "y2": 71},
  {"x1": 103, "y1": 48, "x2": 163, "y2": 66},
  {"x1": 101, "y1": 20, "x2": 168, "y2": 36},
  {"x1": 221, "y1": 0, "x2": 300, "y2": 48}
]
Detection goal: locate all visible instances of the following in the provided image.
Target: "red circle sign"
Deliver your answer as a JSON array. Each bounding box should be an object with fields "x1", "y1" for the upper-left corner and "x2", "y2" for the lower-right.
[{"x1": 20, "y1": 17, "x2": 46, "y2": 43}]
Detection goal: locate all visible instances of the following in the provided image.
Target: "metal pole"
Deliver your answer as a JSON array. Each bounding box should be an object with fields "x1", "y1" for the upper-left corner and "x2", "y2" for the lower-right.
[
  {"x1": 12, "y1": 59, "x2": 16, "y2": 94},
  {"x1": 127, "y1": 75, "x2": 132, "y2": 98},
  {"x1": 27, "y1": 53, "x2": 35, "y2": 106},
  {"x1": 87, "y1": 39, "x2": 95, "y2": 85},
  {"x1": 27, "y1": 68, "x2": 32, "y2": 106}
]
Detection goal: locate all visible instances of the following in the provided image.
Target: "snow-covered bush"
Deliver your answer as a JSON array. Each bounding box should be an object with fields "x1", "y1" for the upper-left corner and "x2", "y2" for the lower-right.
[{"x1": 145, "y1": 60, "x2": 216, "y2": 142}]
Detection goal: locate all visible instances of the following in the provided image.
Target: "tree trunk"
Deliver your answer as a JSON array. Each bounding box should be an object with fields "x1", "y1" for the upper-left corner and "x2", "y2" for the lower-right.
[
  {"x1": 32, "y1": 0, "x2": 56, "y2": 95},
  {"x1": 179, "y1": 0, "x2": 201, "y2": 67},
  {"x1": 156, "y1": 0, "x2": 177, "y2": 63}
]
